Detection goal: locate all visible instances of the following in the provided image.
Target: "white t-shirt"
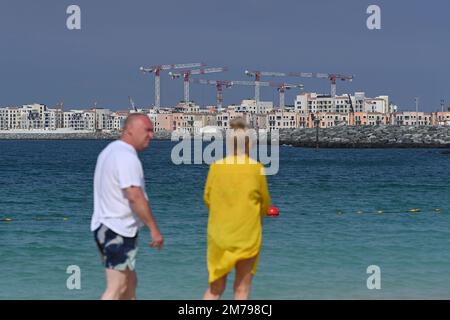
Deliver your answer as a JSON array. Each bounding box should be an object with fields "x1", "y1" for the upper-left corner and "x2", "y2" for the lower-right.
[{"x1": 90, "y1": 140, "x2": 147, "y2": 237}]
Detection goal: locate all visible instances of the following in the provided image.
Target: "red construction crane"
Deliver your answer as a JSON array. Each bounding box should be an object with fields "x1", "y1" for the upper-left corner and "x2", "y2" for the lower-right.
[
  {"x1": 191, "y1": 79, "x2": 303, "y2": 110},
  {"x1": 276, "y1": 83, "x2": 304, "y2": 110},
  {"x1": 232, "y1": 80, "x2": 303, "y2": 111},
  {"x1": 169, "y1": 67, "x2": 228, "y2": 103},
  {"x1": 290, "y1": 72, "x2": 353, "y2": 98},
  {"x1": 245, "y1": 69, "x2": 353, "y2": 111},
  {"x1": 139, "y1": 62, "x2": 204, "y2": 108},
  {"x1": 244, "y1": 70, "x2": 285, "y2": 105},
  {"x1": 191, "y1": 79, "x2": 233, "y2": 109}
]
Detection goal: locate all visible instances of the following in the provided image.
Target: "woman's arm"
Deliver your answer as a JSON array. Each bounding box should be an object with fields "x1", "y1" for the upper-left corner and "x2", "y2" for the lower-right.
[
  {"x1": 203, "y1": 164, "x2": 216, "y2": 209},
  {"x1": 260, "y1": 166, "x2": 271, "y2": 217}
]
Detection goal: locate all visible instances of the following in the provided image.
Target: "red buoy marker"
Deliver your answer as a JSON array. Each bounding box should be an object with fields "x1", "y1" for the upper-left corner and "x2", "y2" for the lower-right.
[{"x1": 268, "y1": 205, "x2": 279, "y2": 217}]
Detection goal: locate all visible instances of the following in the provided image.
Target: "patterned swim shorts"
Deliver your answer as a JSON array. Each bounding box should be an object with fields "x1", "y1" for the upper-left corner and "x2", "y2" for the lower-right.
[{"x1": 94, "y1": 224, "x2": 138, "y2": 271}]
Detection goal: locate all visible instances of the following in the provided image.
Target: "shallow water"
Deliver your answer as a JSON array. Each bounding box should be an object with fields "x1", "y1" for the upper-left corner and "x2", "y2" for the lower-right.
[{"x1": 0, "y1": 140, "x2": 449, "y2": 299}]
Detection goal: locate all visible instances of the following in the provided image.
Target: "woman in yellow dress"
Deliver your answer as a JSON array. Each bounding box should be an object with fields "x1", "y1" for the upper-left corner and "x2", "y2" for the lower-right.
[{"x1": 203, "y1": 117, "x2": 271, "y2": 300}]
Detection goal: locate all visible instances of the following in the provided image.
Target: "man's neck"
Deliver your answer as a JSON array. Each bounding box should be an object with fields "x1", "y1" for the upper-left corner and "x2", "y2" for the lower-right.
[{"x1": 120, "y1": 136, "x2": 137, "y2": 151}]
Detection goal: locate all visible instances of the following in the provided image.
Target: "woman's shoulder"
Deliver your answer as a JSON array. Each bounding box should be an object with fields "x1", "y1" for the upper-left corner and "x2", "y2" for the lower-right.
[{"x1": 212, "y1": 156, "x2": 264, "y2": 172}]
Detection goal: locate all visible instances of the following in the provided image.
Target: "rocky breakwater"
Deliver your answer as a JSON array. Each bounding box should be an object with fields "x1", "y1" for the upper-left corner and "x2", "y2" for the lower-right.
[{"x1": 279, "y1": 125, "x2": 450, "y2": 148}]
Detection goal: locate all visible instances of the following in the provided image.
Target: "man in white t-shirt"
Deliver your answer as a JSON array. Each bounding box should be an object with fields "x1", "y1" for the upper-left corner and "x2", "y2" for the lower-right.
[{"x1": 90, "y1": 113, "x2": 163, "y2": 300}]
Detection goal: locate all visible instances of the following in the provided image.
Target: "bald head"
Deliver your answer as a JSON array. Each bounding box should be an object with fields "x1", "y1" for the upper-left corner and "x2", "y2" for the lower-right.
[
  {"x1": 121, "y1": 113, "x2": 154, "y2": 151},
  {"x1": 123, "y1": 113, "x2": 150, "y2": 131}
]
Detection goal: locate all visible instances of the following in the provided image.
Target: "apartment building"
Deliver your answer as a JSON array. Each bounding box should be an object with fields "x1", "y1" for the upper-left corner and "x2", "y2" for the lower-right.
[
  {"x1": 233, "y1": 100, "x2": 274, "y2": 114},
  {"x1": 295, "y1": 92, "x2": 393, "y2": 115},
  {"x1": 431, "y1": 111, "x2": 450, "y2": 126},
  {"x1": 391, "y1": 112, "x2": 433, "y2": 126},
  {"x1": 267, "y1": 111, "x2": 297, "y2": 131}
]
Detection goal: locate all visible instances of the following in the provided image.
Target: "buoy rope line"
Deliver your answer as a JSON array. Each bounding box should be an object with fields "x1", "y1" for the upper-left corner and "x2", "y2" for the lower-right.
[
  {"x1": 0, "y1": 208, "x2": 445, "y2": 222},
  {"x1": 336, "y1": 208, "x2": 444, "y2": 215}
]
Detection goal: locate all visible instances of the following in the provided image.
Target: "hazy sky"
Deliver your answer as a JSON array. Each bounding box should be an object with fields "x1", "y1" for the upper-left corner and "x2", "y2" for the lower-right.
[{"x1": 1, "y1": 0, "x2": 449, "y2": 111}]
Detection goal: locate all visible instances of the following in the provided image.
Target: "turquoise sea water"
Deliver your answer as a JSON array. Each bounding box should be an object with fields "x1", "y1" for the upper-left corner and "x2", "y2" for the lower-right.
[{"x1": 0, "y1": 140, "x2": 449, "y2": 299}]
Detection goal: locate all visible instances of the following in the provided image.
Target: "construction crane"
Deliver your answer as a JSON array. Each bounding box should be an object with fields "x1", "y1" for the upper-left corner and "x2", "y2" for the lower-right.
[
  {"x1": 170, "y1": 67, "x2": 228, "y2": 102},
  {"x1": 245, "y1": 69, "x2": 353, "y2": 111},
  {"x1": 232, "y1": 80, "x2": 303, "y2": 111},
  {"x1": 191, "y1": 79, "x2": 303, "y2": 111},
  {"x1": 291, "y1": 72, "x2": 353, "y2": 99},
  {"x1": 244, "y1": 70, "x2": 285, "y2": 106},
  {"x1": 276, "y1": 83, "x2": 304, "y2": 110},
  {"x1": 169, "y1": 67, "x2": 228, "y2": 104},
  {"x1": 128, "y1": 96, "x2": 137, "y2": 112},
  {"x1": 139, "y1": 62, "x2": 204, "y2": 109},
  {"x1": 190, "y1": 79, "x2": 233, "y2": 109}
]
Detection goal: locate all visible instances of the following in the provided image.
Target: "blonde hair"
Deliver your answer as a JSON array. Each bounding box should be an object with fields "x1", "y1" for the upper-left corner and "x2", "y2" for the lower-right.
[
  {"x1": 228, "y1": 117, "x2": 251, "y2": 156},
  {"x1": 230, "y1": 117, "x2": 248, "y2": 130}
]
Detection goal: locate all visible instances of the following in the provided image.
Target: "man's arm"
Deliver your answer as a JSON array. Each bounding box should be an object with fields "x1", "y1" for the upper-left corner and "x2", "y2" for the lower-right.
[{"x1": 125, "y1": 186, "x2": 164, "y2": 250}]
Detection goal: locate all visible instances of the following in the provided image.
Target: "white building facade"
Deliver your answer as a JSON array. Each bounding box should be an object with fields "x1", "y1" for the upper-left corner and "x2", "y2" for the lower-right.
[{"x1": 295, "y1": 92, "x2": 393, "y2": 115}]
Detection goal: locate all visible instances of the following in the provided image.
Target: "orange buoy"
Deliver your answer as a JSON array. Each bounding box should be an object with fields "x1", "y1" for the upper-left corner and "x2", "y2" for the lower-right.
[{"x1": 268, "y1": 206, "x2": 279, "y2": 217}]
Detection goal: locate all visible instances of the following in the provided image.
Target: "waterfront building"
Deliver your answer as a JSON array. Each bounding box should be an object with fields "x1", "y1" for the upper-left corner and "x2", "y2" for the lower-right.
[
  {"x1": 155, "y1": 113, "x2": 174, "y2": 132},
  {"x1": 17, "y1": 104, "x2": 47, "y2": 129},
  {"x1": 255, "y1": 114, "x2": 267, "y2": 129},
  {"x1": 391, "y1": 112, "x2": 433, "y2": 126},
  {"x1": 0, "y1": 107, "x2": 16, "y2": 130},
  {"x1": 0, "y1": 96, "x2": 446, "y2": 133},
  {"x1": 205, "y1": 106, "x2": 217, "y2": 114},
  {"x1": 295, "y1": 92, "x2": 394, "y2": 115},
  {"x1": 267, "y1": 111, "x2": 297, "y2": 131},
  {"x1": 295, "y1": 93, "x2": 345, "y2": 114},
  {"x1": 0, "y1": 109, "x2": 6, "y2": 130},
  {"x1": 110, "y1": 111, "x2": 129, "y2": 131},
  {"x1": 63, "y1": 110, "x2": 91, "y2": 131},
  {"x1": 216, "y1": 109, "x2": 250, "y2": 129},
  {"x1": 93, "y1": 108, "x2": 111, "y2": 131},
  {"x1": 296, "y1": 113, "x2": 310, "y2": 128},
  {"x1": 177, "y1": 113, "x2": 218, "y2": 134},
  {"x1": 0, "y1": 103, "x2": 47, "y2": 130},
  {"x1": 146, "y1": 110, "x2": 157, "y2": 129},
  {"x1": 312, "y1": 112, "x2": 349, "y2": 128},
  {"x1": 172, "y1": 112, "x2": 184, "y2": 131},
  {"x1": 0, "y1": 107, "x2": 21, "y2": 130},
  {"x1": 43, "y1": 107, "x2": 63, "y2": 130},
  {"x1": 365, "y1": 112, "x2": 389, "y2": 126},
  {"x1": 131, "y1": 108, "x2": 152, "y2": 114},
  {"x1": 432, "y1": 111, "x2": 450, "y2": 126},
  {"x1": 84, "y1": 110, "x2": 97, "y2": 131},
  {"x1": 174, "y1": 102, "x2": 200, "y2": 113},
  {"x1": 0, "y1": 104, "x2": 48, "y2": 130},
  {"x1": 347, "y1": 112, "x2": 387, "y2": 126},
  {"x1": 364, "y1": 96, "x2": 390, "y2": 113},
  {"x1": 234, "y1": 99, "x2": 273, "y2": 114},
  {"x1": 294, "y1": 111, "x2": 388, "y2": 128}
]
